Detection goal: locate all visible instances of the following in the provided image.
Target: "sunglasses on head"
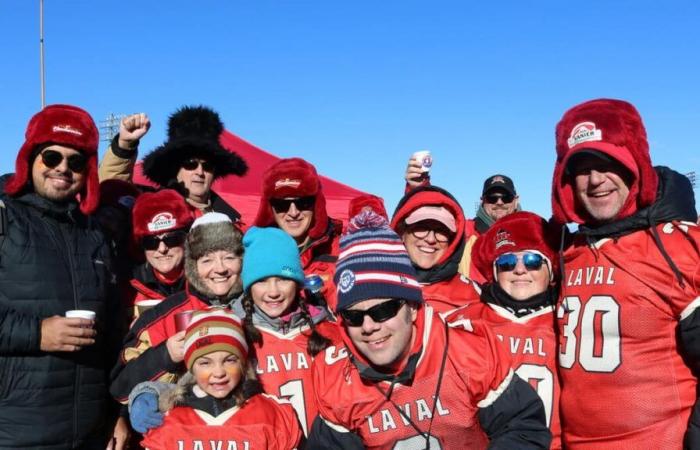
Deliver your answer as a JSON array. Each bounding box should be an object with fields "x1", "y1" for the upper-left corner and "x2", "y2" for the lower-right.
[
  {"x1": 270, "y1": 196, "x2": 315, "y2": 213},
  {"x1": 40, "y1": 150, "x2": 87, "y2": 173},
  {"x1": 495, "y1": 252, "x2": 545, "y2": 272},
  {"x1": 142, "y1": 230, "x2": 187, "y2": 251},
  {"x1": 181, "y1": 158, "x2": 214, "y2": 173},
  {"x1": 340, "y1": 299, "x2": 406, "y2": 327},
  {"x1": 484, "y1": 193, "x2": 515, "y2": 204}
]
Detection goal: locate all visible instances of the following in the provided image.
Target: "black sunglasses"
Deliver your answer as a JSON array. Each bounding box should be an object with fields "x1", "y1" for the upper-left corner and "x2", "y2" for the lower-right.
[
  {"x1": 142, "y1": 230, "x2": 187, "y2": 251},
  {"x1": 495, "y1": 252, "x2": 545, "y2": 272},
  {"x1": 340, "y1": 299, "x2": 406, "y2": 327},
  {"x1": 270, "y1": 196, "x2": 315, "y2": 213},
  {"x1": 484, "y1": 193, "x2": 515, "y2": 204},
  {"x1": 181, "y1": 158, "x2": 214, "y2": 173},
  {"x1": 40, "y1": 150, "x2": 87, "y2": 173}
]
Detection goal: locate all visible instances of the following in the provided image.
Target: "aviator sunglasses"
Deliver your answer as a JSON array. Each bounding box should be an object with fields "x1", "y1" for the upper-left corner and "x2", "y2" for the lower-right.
[
  {"x1": 495, "y1": 252, "x2": 545, "y2": 272},
  {"x1": 270, "y1": 196, "x2": 315, "y2": 213},
  {"x1": 484, "y1": 193, "x2": 515, "y2": 204},
  {"x1": 181, "y1": 158, "x2": 214, "y2": 173},
  {"x1": 142, "y1": 230, "x2": 187, "y2": 251},
  {"x1": 40, "y1": 149, "x2": 87, "y2": 173},
  {"x1": 340, "y1": 299, "x2": 406, "y2": 327}
]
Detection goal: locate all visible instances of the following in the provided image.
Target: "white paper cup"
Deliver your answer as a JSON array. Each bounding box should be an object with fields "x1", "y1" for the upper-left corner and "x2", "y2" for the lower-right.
[
  {"x1": 135, "y1": 299, "x2": 162, "y2": 315},
  {"x1": 412, "y1": 150, "x2": 433, "y2": 173},
  {"x1": 65, "y1": 310, "x2": 96, "y2": 320}
]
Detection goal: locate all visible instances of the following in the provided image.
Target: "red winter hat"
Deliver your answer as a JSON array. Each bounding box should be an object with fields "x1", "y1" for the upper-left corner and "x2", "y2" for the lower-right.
[
  {"x1": 473, "y1": 211, "x2": 559, "y2": 283},
  {"x1": 5, "y1": 104, "x2": 100, "y2": 215},
  {"x1": 551, "y1": 98, "x2": 658, "y2": 224},
  {"x1": 253, "y1": 157, "x2": 329, "y2": 240},
  {"x1": 132, "y1": 189, "x2": 194, "y2": 242},
  {"x1": 348, "y1": 194, "x2": 388, "y2": 220}
]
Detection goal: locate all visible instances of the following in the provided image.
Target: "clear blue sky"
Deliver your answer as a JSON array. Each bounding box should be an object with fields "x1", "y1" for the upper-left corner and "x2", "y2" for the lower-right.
[{"x1": 1, "y1": 1, "x2": 698, "y2": 217}]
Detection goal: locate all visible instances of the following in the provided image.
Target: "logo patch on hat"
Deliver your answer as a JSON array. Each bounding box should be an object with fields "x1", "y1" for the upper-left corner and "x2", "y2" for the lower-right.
[
  {"x1": 281, "y1": 266, "x2": 300, "y2": 277},
  {"x1": 275, "y1": 178, "x2": 301, "y2": 190},
  {"x1": 52, "y1": 125, "x2": 83, "y2": 136},
  {"x1": 567, "y1": 122, "x2": 602, "y2": 149},
  {"x1": 148, "y1": 212, "x2": 177, "y2": 232},
  {"x1": 494, "y1": 229, "x2": 515, "y2": 249},
  {"x1": 338, "y1": 269, "x2": 356, "y2": 293},
  {"x1": 490, "y1": 176, "x2": 506, "y2": 185}
]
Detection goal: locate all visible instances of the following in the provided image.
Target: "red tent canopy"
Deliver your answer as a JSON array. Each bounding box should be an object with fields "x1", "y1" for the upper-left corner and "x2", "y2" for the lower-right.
[{"x1": 133, "y1": 130, "x2": 374, "y2": 226}]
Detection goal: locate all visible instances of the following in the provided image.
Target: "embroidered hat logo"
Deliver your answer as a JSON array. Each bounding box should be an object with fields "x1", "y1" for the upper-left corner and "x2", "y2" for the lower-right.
[
  {"x1": 338, "y1": 269, "x2": 356, "y2": 293},
  {"x1": 494, "y1": 229, "x2": 515, "y2": 249},
  {"x1": 567, "y1": 122, "x2": 602, "y2": 149},
  {"x1": 147, "y1": 212, "x2": 177, "y2": 232},
  {"x1": 274, "y1": 178, "x2": 302, "y2": 190},
  {"x1": 52, "y1": 125, "x2": 83, "y2": 136}
]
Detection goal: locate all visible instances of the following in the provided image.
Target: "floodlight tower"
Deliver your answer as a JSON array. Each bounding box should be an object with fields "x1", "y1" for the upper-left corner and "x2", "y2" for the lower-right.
[
  {"x1": 687, "y1": 171, "x2": 696, "y2": 190},
  {"x1": 99, "y1": 113, "x2": 124, "y2": 142}
]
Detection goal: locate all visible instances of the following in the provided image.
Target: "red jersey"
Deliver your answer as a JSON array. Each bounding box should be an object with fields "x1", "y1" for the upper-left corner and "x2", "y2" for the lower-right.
[
  {"x1": 557, "y1": 222, "x2": 700, "y2": 448},
  {"x1": 312, "y1": 306, "x2": 515, "y2": 449},
  {"x1": 141, "y1": 394, "x2": 303, "y2": 450},
  {"x1": 254, "y1": 320, "x2": 342, "y2": 436},
  {"x1": 446, "y1": 302, "x2": 561, "y2": 449},
  {"x1": 422, "y1": 273, "x2": 481, "y2": 314}
]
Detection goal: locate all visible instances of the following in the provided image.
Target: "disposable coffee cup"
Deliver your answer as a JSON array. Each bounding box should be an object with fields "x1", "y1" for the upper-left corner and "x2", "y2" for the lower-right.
[
  {"x1": 135, "y1": 299, "x2": 162, "y2": 315},
  {"x1": 65, "y1": 310, "x2": 96, "y2": 320},
  {"x1": 174, "y1": 310, "x2": 195, "y2": 332},
  {"x1": 412, "y1": 150, "x2": 432, "y2": 173}
]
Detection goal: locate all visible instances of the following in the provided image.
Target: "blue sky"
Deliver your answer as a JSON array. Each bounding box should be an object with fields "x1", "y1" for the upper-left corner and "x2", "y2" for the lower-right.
[{"x1": 1, "y1": 1, "x2": 698, "y2": 217}]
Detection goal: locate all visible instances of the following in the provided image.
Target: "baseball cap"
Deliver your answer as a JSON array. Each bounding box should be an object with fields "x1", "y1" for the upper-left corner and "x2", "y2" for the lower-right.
[
  {"x1": 404, "y1": 206, "x2": 457, "y2": 233},
  {"x1": 482, "y1": 174, "x2": 516, "y2": 196}
]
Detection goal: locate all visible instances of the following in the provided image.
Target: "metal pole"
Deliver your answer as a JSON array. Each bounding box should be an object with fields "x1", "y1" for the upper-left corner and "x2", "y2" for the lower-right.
[{"x1": 39, "y1": 0, "x2": 45, "y2": 108}]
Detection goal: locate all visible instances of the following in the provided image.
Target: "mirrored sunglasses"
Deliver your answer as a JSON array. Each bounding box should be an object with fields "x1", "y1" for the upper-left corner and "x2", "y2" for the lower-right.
[
  {"x1": 495, "y1": 252, "x2": 544, "y2": 272},
  {"x1": 181, "y1": 158, "x2": 214, "y2": 172},
  {"x1": 270, "y1": 196, "x2": 315, "y2": 213},
  {"x1": 484, "y1": 193, "x2": 515, "y2": 204},
  {"x1": 340, "y1": 299, "x2": 406, "y2": 327},
  {"x1": 40, "y1": 150, "x2": 87, "y2": 173},
  {"x1": 142, "y1": 230, "x2": 187, "y2": 251}
]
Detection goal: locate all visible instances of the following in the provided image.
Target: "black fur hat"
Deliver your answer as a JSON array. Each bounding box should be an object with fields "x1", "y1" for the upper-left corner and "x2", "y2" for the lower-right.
[{"x1": 142, "y1": 106, "x2": 248, "y2": 187}]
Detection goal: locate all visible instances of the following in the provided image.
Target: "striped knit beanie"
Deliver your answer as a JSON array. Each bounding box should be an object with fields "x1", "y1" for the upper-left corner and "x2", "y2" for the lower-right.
[
  {"x1": 334, "y1": 210, "x2": 423, "y2": 311},
  {"x1": 184, "y1": 308, "x2": 248, "y2": 370}
]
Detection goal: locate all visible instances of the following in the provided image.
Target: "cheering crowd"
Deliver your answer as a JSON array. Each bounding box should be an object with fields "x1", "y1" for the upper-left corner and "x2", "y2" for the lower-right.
[{"x1": 0, "y1": 98, "x2": 698, "y2": 450}]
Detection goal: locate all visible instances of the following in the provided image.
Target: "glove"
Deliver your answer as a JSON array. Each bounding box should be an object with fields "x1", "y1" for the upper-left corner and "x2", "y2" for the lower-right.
[{"x1": 130, "y1": 392, "x2": 163, "y2": 434}]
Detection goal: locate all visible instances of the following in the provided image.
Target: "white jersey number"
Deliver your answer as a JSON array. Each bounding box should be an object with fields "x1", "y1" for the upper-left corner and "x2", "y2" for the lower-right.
[
  {"x1": 279, "y1": 379, "x2": 308, "y2": 436},
  {"x1": 558, "y1": 295, "x2": 621, "y2": 373},
  {"x1": 515, "y1": 363, "x2": 554, "y2": 427}
]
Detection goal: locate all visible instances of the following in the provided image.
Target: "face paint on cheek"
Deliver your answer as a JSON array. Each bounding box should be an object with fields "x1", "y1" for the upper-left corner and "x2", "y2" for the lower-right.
[{"x1": 195, "y1": 369, "x2": 213, "y2": 386}]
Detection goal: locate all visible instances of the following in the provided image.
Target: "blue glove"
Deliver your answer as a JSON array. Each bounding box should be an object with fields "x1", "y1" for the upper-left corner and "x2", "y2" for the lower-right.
[{"x1": 130, "y1": 392, "x2": 163, "y2": 434}]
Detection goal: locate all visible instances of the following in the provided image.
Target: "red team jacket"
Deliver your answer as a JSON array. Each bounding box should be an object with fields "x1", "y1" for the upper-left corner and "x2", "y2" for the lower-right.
[
  {"x1": 311, "y1": 306, "x2": 517, "y2": 449},
  {"x1": 422, "y1": 273, "x2": 481, "y2": 315},
  {"x1": 558, "y1": 222, "x2": 700, "y2": 448},
  {"x1": 252, "y1": 320, "x2": 342, "y2": 436},
  {"x1": 446, "y1": 302, "x2": 561, "y2": 449},
  {"x1": 141, "y1": 394, "x2": 303, "y2": 450}
]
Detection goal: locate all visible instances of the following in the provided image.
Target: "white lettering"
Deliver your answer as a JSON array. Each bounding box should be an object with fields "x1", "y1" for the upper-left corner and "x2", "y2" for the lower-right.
[
  {"x1": 381, "y1": 409, "x2": 397, "y2": 431},
  {"x1": 416, "y1": 399, "x2": 431, "y2": 421},
  {"x1": 367, "y1": 415, "x2": 380, "y2": 433}
]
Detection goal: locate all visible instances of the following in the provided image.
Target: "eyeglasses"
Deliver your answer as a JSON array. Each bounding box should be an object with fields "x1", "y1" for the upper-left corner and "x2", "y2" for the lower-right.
[
  {"x1": 270, "y1": 196, "x2": 315, "y2": 213},
  {"x1": 181, "y1": 158, "x2": 214, "y2": 173},
  {"x1": 408, "y1": 226, "x2": 452, "y2": 243},
  {"x1": 495, "y1": 252, "x2": 545, "y2": 272},
  {"x1": 340, "y1": 299, "x2": 406, "y2": 327},
  {"x1": 484, "y1": 193, "x2": 515, "y2": 204},
  {"x1": 142, "y1": 230, "x2": 187, "y2": 250},
  {"x1": 40, "y1": 150, "x2": 87, "y2": 173}
]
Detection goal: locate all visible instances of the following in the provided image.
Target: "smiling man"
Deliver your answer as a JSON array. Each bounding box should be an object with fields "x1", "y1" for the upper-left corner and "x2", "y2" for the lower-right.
[
  {"x1": 0, "y1": 105, "x2": 124, "y2": 448},
  {"x1": 551, "y1": 98, "x2": 700, "y2": 449},
  {"x1": 307, "y1": 210, "x2": 550, "y2": 449}
]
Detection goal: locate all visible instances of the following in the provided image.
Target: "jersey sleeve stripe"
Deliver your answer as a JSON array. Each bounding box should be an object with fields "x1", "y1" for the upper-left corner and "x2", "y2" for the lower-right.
[
  {"x1": 477, "y1": 369, "x2": 514, "y2": 408},
  {"x1": 680, "y1": 296, "x2": 700, "y2": 321}
]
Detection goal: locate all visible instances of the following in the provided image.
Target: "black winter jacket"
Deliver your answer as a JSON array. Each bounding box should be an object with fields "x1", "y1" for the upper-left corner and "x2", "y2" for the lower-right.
[{"x1": 0, "y1": 176, "x2": 121, "y2": 449}]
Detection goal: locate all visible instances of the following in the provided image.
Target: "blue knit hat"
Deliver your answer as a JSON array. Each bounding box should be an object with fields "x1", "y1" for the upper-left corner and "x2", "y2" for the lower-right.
[
  {"x1": 334, "y1": 211, "x2": 423, "y2": 311},
  {"x1": 242, "y1": 227, "x2": 305, "y2": 291}
]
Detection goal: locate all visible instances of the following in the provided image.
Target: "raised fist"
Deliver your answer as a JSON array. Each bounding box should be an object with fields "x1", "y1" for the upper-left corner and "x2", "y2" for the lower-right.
[{"x1": 118, "y1": 112, "x2": 151, "y2": 149}]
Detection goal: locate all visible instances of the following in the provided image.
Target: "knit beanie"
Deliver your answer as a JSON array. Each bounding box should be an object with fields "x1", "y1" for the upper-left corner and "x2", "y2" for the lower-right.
[
  {"x1": 334, "y1": 210, "x2": 423, "y2": 311},
  {"x1": 131, "y1": 189, "x2": 194, "y2": 243},
  {"x1": 185, "y1": 212, "x2": 244, "y2": 296},
  {"x1": 5, "y1": 104, "x2": 100, "y2": 215},
  {"x1": 241, "y1": 227, "x2": 305, "y2": 292},
  {"x1": 184, "y1": 308, "x2": 248, "y2": 370}
]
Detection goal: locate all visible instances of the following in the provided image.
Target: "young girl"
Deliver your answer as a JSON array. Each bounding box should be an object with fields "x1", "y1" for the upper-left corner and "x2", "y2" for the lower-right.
[
  {"x1": 233, "y1": 226, "x2": 341, "y2": 435},
  {"x1": 141, "y1": 308, "x2": 303, "y2": 450}
]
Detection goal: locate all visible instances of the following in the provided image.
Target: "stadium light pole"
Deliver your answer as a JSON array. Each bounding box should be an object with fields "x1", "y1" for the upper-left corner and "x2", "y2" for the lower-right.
[{"x1": 39, "y1": 0, "x2": 46, "y2": 108}]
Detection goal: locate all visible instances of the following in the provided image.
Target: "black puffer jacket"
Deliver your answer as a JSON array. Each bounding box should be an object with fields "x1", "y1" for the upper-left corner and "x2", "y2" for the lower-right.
[{"x1": 0, "y1": 176, "x2": 121, "y2": 449}]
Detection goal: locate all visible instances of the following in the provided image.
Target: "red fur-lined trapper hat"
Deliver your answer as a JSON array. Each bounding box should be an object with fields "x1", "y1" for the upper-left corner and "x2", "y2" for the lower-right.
[
  {"x1": 131, "y1": 189, "x2": 194, "y2": 243},
  {"x1": 253, "y1": 157, "x2": 330, "y2": 240},
  {"x1": 552, "y1": 98, "x2": 658, "y2": 224},
  {"x1": 473, "y1": 211, "x2": 559, "y2": 283},
  {"x1": 348, "y1": 194, "x2": 388, "y2": 220},
  {"x1": 5, "y1": 104, "x2": 100, "y2": 214}
]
